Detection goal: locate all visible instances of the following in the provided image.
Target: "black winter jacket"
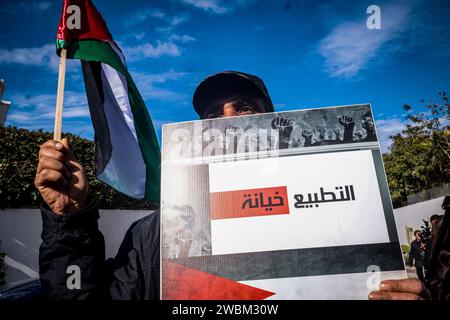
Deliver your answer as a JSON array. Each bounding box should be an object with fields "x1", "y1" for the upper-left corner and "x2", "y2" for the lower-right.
[
  {"x1": 39, "y1": 201, "x2": 160, "y2": 300},
  {"x1": 408, "y1": 239, "x2": 424, "y2": 268}
]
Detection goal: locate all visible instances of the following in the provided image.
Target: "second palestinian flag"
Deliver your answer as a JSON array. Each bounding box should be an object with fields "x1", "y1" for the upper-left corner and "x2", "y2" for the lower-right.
[{"x1": 56, "y1": 0, "x2": 160, "y2": 202}]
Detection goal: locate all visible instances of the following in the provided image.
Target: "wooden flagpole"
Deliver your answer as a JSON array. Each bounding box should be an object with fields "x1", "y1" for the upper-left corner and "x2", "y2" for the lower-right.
[{"x1": 53, "y1": 48, "x2": 67, "y2": 141}]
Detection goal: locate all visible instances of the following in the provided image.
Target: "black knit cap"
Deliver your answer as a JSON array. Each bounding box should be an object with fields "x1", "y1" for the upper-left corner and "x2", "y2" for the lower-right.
[{"x1": 193, "y1": 71, "x2": 274, "y2": 119}]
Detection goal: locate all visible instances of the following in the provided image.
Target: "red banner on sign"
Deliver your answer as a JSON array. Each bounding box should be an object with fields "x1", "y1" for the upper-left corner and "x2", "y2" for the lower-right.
[{"x1": 210, "y1": 186, "x2": 290, "y2": 220}]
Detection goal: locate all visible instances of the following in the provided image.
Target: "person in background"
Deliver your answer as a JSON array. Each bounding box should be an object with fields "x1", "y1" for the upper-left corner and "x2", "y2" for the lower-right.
[
  {"x1": 408, "y1": 230, "x2": 425, "y2": 283},
  {"x1": 34, "y1": 70, "x2": 450, "y2": 301},
  {"x1": 370, "y1": 197, "x2": 449, "y2": 300}
]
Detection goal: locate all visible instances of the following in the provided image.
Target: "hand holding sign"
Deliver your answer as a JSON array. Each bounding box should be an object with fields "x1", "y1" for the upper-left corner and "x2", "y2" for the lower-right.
[{"x1": 369, "y1": 279, "x2": 431, "y2": 300}]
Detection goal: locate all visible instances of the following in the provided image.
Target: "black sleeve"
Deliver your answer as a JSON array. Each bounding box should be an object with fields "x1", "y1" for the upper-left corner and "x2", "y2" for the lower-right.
[
  {"x1": 105, "y1": 211, "x2": 160, "y2": 300},
  {"x1": 39, "y1": 201, "x2": 107, "y2": 300},
  {"x1": 408, "y1": 242, "x2": 415, "y2": 267},
  {"x1": 39, "y1": 203, "x2": 160, "y2": 300}
]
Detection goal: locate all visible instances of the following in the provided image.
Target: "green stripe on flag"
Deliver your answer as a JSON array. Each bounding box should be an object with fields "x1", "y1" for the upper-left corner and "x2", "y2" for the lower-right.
[{"x1": 125, "y1": 74, "x2": 161, "y2": 202}]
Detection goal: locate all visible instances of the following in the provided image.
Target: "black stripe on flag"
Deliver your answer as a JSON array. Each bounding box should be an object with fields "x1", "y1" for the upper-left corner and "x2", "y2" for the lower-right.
[
  {"x1": 169, "y1": 242, "x2": 404, "y2": 281},
  {"x1": 81, "y1": 61, "x2": 112, "y2": 175}
]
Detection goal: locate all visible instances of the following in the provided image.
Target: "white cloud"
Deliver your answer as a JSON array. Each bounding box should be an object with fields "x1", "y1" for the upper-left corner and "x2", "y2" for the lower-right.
[
  {"x1": 130, "y1": 70, "x2": 188, "y2": 101},
  {"x1": 123, "y1": 7, "x2": 188, "y2": 36},
  {"x1": 6, "y1": 90, "x2": 94, "y2": 137},
  {"x1": 375, "y1": 117, "x2": 405, "y2": 153},
  {"x1": 7, "y1": 106, "x2": 89, "y2": 122},
  {"x1": 178, "y1": 0, "x2": 256, "y2": 15},
  {"x1": 7, "y1": 113, "x2": 34, "y2": 122},
  {"x1": 124, "y1": 8, "x2": 167, "y2": 26},
  {"x1": 7, "y1": 91, "x2": 89, "y2": 123},
  {"x1": 155, "y1": 15, "x2": 190, "y2": 34},
  {"x1": 119, "y1": 33, "x2": 195, "y2": 62},
  {"x1": 59, "y1": 107, "x2": 90, "y2": 118},
  {"x1": 122, "y1": 42, "x2": 182, "y2": 61},
  {"x1": 180, "y1": 0, "x2": 228, "y2": 14},
  {"x1": 318, "y1": 2, "x2": 412, "y2": 78},
  {"x1": 4, "y1": 70, "x2": 189, "y2": 137},
  {"x1": 0, "y1": 44, "x2": 59, "y2": 72},
  {"x1": 5, "y1": 69, "x2": 188, "y2": 135},
  {"x1": 170, "y1": 16, "x2": 189, "y2": 27},
  {"x1": 134, "y1": 32, "x2": 146, "y2": 40},
  {"x1": 169, "y1": 34, "x2": 197, "y2": 43},
  {"x1": 12, "y1": 93, "x2": 56, "y2": 110},
  {"x1": 34, "y1": 1, "x2": 51, "y2": 11}
]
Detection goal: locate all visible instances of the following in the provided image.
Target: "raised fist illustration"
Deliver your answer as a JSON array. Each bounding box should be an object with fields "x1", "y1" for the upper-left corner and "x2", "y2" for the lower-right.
[
  {"x1": 302, "y1": 129, "x2": 313, "y2": 147},
  {"x1": 339, "y1": 115, "x2": 355, "y2": 142},
  {"x1": 339, "y1": 116, "x2": 355, "y2": 129},
  {"x1": 176, "y1": 230, "x2": 193, "y2": 257},
  {"x1": 272, "y1": 117, "x2": 294, "y2": 135},
  {"x1": 272, "y1": 117, "x2": 294, "y2": 148}
]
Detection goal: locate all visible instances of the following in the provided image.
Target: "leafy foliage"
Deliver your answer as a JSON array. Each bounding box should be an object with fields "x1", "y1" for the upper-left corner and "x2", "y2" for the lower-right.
[
  {"x1": 0, "y1": 126, "x2": 157, "y2": 209},
  {"x1": 383, "y1": 92, "x2": 450, "y2": 207}
]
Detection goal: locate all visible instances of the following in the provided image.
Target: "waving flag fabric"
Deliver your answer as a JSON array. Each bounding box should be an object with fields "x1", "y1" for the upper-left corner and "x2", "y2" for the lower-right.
[{"x1": 56, "y1": 0, "x2": 160, "y2": 202}]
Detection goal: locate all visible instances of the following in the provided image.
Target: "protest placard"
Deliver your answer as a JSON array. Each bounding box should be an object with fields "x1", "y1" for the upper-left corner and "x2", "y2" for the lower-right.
[{"x1": 161, "y1": 104, "x2": 406, "y2": 299}]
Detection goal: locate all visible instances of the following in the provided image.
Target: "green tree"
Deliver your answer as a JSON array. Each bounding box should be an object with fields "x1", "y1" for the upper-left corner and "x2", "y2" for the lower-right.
[
  {"x1": 383, "y1": 92, "x2": 450, "y2": 207},
  {"x1": 0, "y1": 126, "x2": 157, "y2": 209}
]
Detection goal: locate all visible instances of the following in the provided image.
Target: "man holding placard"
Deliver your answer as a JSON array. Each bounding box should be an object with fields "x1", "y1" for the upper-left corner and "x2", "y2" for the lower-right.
[{"x1": 35, "y1": 70, "x2": 441, "y2": 300}]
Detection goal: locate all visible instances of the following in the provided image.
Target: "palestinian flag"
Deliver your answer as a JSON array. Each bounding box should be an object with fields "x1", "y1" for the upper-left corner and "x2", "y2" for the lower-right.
[{"x1": 56, "y1": 0, "x2": 160, "y2": 202}]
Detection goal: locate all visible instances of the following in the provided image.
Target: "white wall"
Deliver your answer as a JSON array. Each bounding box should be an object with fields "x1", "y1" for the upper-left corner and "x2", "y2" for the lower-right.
[
  {"x1": 0, "y1": 209, "x2": 153, "y2": 285},
  {"x1": 1, "y1": 198, "x2": 445, "y2": 286},
  {"x1": 393, "y1": 197, "x2": 445, "y2": 245}
]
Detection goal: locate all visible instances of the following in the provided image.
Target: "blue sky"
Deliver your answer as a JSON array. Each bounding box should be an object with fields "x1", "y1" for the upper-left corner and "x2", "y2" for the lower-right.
[{"x1": 1, "y1": 0, "x2": 449, "y2": 152}]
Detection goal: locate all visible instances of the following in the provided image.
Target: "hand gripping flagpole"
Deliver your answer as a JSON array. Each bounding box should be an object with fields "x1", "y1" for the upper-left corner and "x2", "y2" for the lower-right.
[{"x1": 53, "y1": 48, "x2": 67, "y2": 141}]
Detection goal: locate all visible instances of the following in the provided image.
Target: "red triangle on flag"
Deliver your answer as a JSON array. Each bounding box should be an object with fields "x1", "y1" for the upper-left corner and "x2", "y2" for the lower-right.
[
  {"x1": 163, "y1": 261, "x2": 275, "y2": 300},
  {"x1": 57, "y1": 0, "x2": 113, "y2": 43}
]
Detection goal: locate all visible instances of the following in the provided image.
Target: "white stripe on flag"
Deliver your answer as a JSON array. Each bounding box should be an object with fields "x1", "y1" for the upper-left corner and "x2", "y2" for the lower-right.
[
  {"x1": 98, "y1": 64, "x2": 147, "y2": 198},
  {"x1": 101, "y1": 63, "x2": 137, "y2": 141}
]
